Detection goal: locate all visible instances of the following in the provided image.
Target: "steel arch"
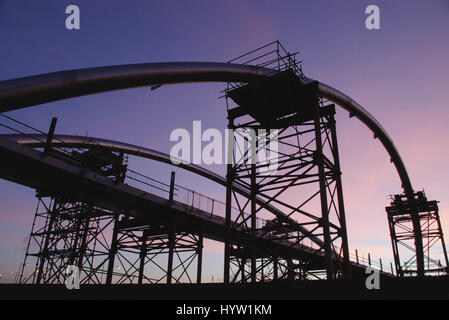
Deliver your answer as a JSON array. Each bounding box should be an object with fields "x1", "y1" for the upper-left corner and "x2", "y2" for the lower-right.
[{"x1": 0, "y1": 62, "x2": 413, "y2": 193}]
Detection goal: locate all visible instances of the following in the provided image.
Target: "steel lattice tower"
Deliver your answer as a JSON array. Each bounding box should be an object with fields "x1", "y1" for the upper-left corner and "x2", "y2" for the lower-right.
[
  {"x1": 223, "y1": 43, "x2": 351, "y2": 282},
  {"x1": 386, "y1": 191, "x2": 449, "y2": 276}
]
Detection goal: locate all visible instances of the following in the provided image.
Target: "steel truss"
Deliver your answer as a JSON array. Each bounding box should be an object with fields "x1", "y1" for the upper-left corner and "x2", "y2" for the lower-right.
[
  {"x1": 223, "y1": 43, "x2": 351, "y2": 281},
  {"x1": 18, "y1": 195, "x2": 116, "y2": 284},
  {"x1": 19, "y1": 142, "x2": 128, "y2": 284},
  {"x1": 106, "y1": 219, "x2": 203, "y2": 284},
  {"x1": 19, "y1": 146, "x2": 204, "y2": 285},
  {"x1": 14, "y1": 42, "x2": 447, "y2": 285},
  {"x1": 386, "y1": 191, "x2": 449, "y2": 276}
]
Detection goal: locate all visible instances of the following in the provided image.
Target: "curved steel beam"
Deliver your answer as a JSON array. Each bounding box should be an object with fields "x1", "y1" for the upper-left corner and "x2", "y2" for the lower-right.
[
  {"x1": 0, "y1": 62, "x2": 413, "y2": 193},
  {"x1": 1, "y1": 133, "x2": 325, "y2": 249},
  {"x1": 0, "y1": 62, "x2": 269, "y2": 111}
]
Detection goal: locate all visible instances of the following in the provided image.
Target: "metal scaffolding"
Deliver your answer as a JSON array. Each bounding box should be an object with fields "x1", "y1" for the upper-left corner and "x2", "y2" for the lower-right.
[
  {"x1": 386, "y1": 191, "x2": 449, "y2": 276},
  {"x1": 223, "y1": 42, "x2": 351, "y2": 282},
  {"x1": 105, "y1": 217, "x2": 204, "y2": 284},
  {"x1": 3, "y1": 42, "x2": 446, "y2": 288},
  {"x1": 18, "y1": 195, "x2": 116, "y2": 284},
  {"x1": 18, "y1": 137, "x2": 129, "y2": 284}
]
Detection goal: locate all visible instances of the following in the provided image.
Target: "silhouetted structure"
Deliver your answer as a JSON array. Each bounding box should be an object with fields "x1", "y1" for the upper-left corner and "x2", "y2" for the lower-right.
[
  {"x1": 223, "y1": 42, "x2": 350, "y2": 281},
  {"x1": 386, "y1": 191, "x2": 449, "y2": 276},
  {"x1": 0, "y1": 42, "x2": 445, "y2": 287}
]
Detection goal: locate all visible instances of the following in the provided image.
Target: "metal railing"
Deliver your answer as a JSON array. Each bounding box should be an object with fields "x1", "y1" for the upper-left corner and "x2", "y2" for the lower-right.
[
  {"x1": 348, "y1": 250, "x2": 395, "y2": 275},
  {"x1": 221, "y1": 40, "x2": 309, "y2": 98}
]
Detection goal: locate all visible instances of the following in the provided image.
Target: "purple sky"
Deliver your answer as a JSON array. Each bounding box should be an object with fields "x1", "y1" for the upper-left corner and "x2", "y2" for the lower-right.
[{"x1": 0, "y1": 0, "x2": 448, "y2": 282}]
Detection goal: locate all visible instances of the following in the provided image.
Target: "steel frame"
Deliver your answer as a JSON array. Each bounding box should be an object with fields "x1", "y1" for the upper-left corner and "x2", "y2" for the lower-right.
[
  {"x1": 105, "y1": 219, "x2": 204, "y2": 284},
  {"x1": 18, "y1": 142, "x2": 205, "y2": 285},
  {"x1": 223, "y1": 44, "x2": 351, "y2": 281},
  {"x1": 18, "y1": 195, "x2": 115, "y2": 284},
  {"x1": 4, "y1": 41, "x2": 442, "y2": 280},
  {"x1": 223, "y1": 104, "x2": 351, "y2": 281},
  {"x1": 386, "y1": 191, "x2": 449, "y2": 276}
]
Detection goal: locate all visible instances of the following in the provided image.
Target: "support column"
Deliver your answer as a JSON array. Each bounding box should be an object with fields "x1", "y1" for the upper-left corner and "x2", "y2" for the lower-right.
[
  {"x1": 36, "y1": 198, "x2": 58, "y2": 284},
  {"x1": 250, "y1": 164, "x2": 257, "y2": 283},
  {"x1": 240, "y1": 258, "x2": 247, "y2": 283},
  {"x1": 312, "y1": 97, "x2": 334, "y2": 280},
  {"x1": 76, "y1": 211, "x2": 91, "y2": 273},
  {"x1": 329, "y1": 112, "x2": 352, "y2": 279},
  {"x1": 387, "y1": 212, "x2": 402, "y2": 276},
  {"x1": 167, "y1": 221, "x2": 176, "y2": 284},
  {"x1": 287, "y1": 259, "x2": 295, "y2": 280},
  {"x1": 106, "y1": 214, "x2": 120, "y2": 285},
  {"x1": 224, "y1": 117, "x2": 234, "y2": 284},
  {"x1": 138, "y1": 229, "x2": 149, "y2": 285},
  {"x1": 196, "y1": 232, "x2": 203, "y2": 284},
  {"x1": 169, "y1": 171, "x2": 175, "y2": 203},
  {"x1": 273, "y1": 256, "x2": 278, "y2": 280},
  {"x1": 407, "y1": 194, "x2": 424, "y2": 277},
  {"x1": 435, "y1": 212, "x2": 449, "y2": 269}
]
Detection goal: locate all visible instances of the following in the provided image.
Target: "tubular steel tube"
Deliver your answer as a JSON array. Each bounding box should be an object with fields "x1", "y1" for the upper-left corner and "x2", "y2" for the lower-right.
[{"x1": 0, "y1": 62, "x2": 414, "y2": 193}]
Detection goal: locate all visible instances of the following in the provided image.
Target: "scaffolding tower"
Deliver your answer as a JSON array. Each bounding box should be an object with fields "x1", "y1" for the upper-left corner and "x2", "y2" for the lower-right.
[
  {"x1": 223, "y1": 41, "x2": 351, "y2": 282},
  {"x1": 18, "y1": 146, "x2": 128, "y2": 284},
  {"x1": 386, "y1": 191, "x2": 449, "y2": 276}
]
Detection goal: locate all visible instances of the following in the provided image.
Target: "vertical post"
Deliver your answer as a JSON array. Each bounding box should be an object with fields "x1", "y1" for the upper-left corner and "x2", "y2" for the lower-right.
[
  {"x1": 138, "y1": 229, "x2": 149, "y2": 285},
  {"x1": 368, "y1": 253, "x2": 371, "y2": 266},
  {"x1": 76, "y1": 206, "x2": 92, "y2": 274},
  {"x1": 390, "y1": 262, "x2": 394, "y2": 275},
  {"x1": 240, "y1": 258, "x2": 246, "y2": 283},
  {"x1": 196, "y1": 232, "x2": 203, "y2": 284},
  {"x1": 328, "y1": 110, "x2": 352, "y2": 279},
  {"x1": 250, "y1": 164, "x2": 257, "y2": 283},
  {"x1": 435, "y1": 208, "x2": 449, "y2": 269},
  {"x1": 355, "y1": 249, "x2": 359, "y2": 264},
  {"x1": 115, "y1": 151, "x2": 126, "y2": 183},
  {"x1": 273, "y1": 256, "x2": 278, "y2": 280},
  {"x1": 69, "y1": 208, "x2": 83, "y2": 267},
  {"x1": 287, "y1": 259, "x2": 295, "y2": 280},
  {"x1": 36, "y1": 198, "x2": 58, "y2": 284},
  {"x1": 224, "y1": 117, "x2": 234, "y2": 284},
  {"x1": 406, "y1": 192, "x2": 424, "y2": 277},
  {"x1": 167, "y1": 222, "x2": 176, "y2": 284},
  {"x1": 106, "y1": 214, "x2": 120, "y2": 285},
  {"x1": 42, "y1": 117, "x2": 57, "y2": 157},
  {"x1": 224, "y1": 169, "x2": 232, "y2": 284},
  {"x1": 387, "y1": 209, "x2": 403, "y2": 276},
  {"x1": 19, "y1": 197, "x2": 42, "y2": 284},
  {"x1": 169, "y1": 171, "x2": 175, "y2": 203},
  {"x1": 312, "y1": 88, "x2": 334, "y2": 280}
]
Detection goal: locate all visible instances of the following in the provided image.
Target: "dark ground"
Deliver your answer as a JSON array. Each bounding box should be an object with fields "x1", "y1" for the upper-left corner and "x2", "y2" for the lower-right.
[{"x1": 0, "y1": 276, "x2": 448, "y2": 300}]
